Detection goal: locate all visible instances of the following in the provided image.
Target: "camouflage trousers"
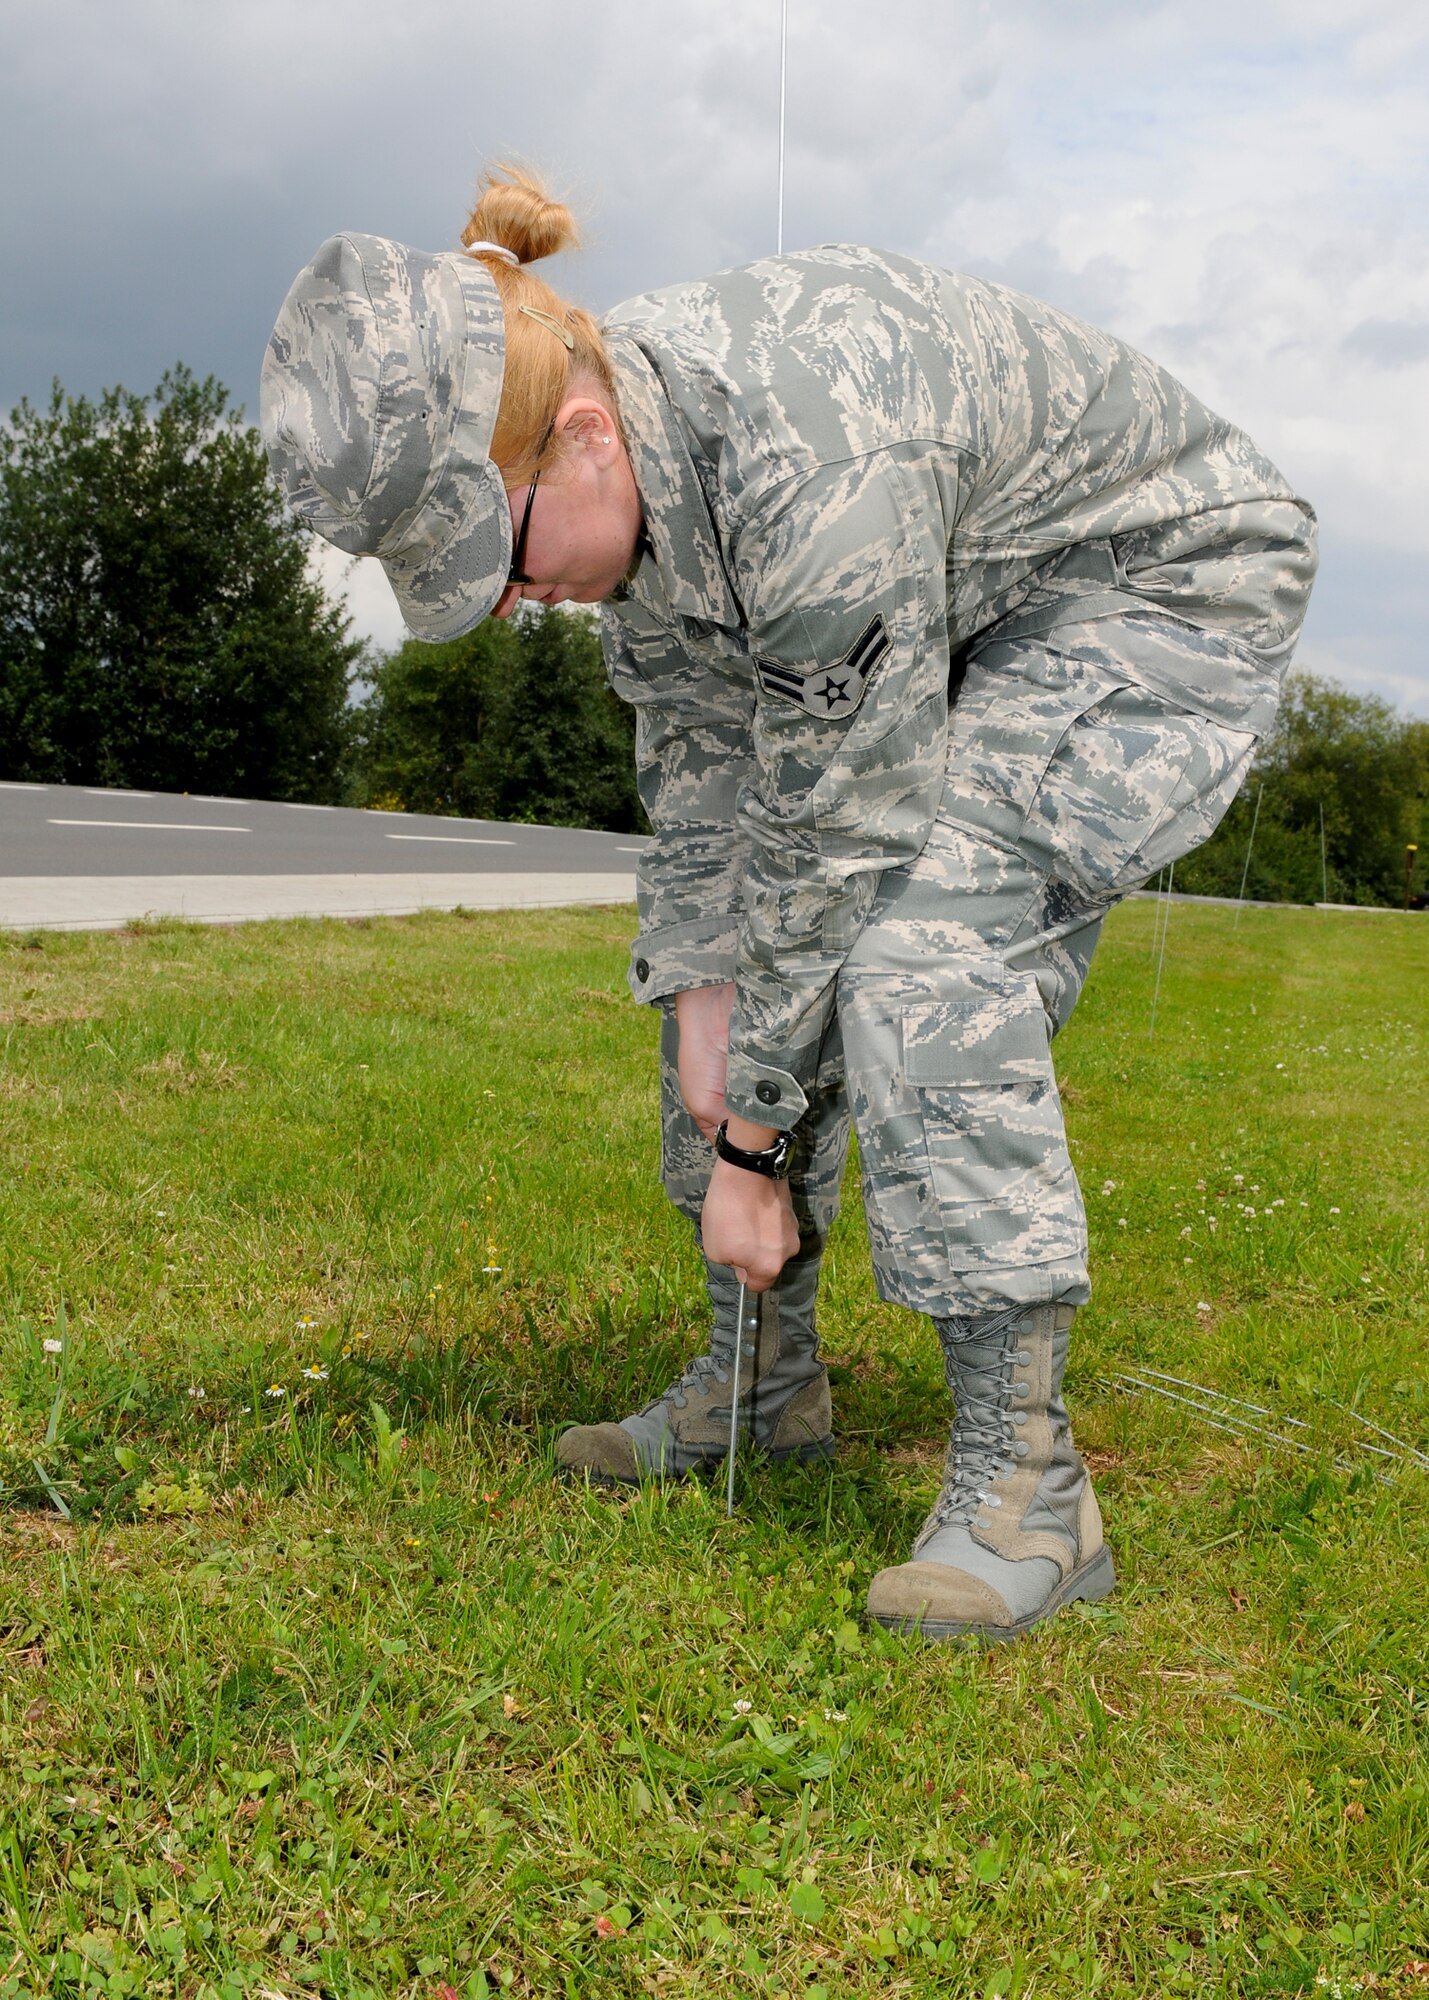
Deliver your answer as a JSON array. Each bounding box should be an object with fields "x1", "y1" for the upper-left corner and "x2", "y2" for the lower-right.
[{"x1": 661, "y1": 609, "x2": 1277, "y2": 1315}]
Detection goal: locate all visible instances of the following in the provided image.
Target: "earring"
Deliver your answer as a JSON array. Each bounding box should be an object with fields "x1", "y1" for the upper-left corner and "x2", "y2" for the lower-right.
[{"x1": 600, "y1": 434, "x2": 611, "y2": 444}]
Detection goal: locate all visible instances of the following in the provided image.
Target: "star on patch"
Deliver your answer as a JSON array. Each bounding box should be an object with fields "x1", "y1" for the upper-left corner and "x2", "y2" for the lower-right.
[{"x1": 754, "y1": 616, "x2": 890, "y2": 719}]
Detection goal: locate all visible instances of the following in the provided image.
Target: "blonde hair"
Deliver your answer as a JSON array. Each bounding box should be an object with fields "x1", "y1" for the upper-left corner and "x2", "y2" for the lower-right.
[{"x1": 460, "y1": 164, "x2": 620, "y2": 485}]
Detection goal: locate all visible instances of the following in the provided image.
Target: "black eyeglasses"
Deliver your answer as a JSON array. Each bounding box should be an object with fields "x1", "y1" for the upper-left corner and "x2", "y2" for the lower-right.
[{"x1": 507, "y1": 468, "x2": 541, "y2": 587}]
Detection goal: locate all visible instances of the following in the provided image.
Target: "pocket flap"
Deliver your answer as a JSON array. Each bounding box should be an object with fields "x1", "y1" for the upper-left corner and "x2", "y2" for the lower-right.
[{"x1": 904, "y1": 998, "x2": 1051, "y2": 1086}]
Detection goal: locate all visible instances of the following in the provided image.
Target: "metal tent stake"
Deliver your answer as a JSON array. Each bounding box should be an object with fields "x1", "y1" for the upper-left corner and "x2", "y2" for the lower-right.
[{"x1": 726, "y1": 1280, "x2": 747, "y2": 1516}]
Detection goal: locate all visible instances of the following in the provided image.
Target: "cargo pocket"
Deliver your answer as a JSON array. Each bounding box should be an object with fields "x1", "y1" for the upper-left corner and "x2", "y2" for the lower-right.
[{"x1": 903, "y1": 981, "x2": 1084, "y2": 1275}]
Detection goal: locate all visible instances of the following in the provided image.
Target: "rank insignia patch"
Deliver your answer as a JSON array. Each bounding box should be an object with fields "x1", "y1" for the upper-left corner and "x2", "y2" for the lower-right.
[{"x1": 754, "y1": 615, "x2": 889, "y2": 718}]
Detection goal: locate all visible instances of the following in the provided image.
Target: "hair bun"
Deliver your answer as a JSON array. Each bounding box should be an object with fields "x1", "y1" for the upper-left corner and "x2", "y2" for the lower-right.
[{"x1": 462, "y1": 163, "x2": 580, "y2": 267}]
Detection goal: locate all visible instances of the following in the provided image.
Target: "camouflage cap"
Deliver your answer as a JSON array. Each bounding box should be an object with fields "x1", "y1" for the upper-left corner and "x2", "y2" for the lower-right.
[{"x1": 261, "y1": 233, "x2": 510, "y2": 640}]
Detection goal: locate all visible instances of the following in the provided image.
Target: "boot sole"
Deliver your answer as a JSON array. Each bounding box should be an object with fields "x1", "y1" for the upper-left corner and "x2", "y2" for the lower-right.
[
  {"x1": 559, "y1": 1434, "x2": 837, "y2": 1489},
  {"x1": 870, "y1": 1543, "x2": 1117, "y2": 1645}
]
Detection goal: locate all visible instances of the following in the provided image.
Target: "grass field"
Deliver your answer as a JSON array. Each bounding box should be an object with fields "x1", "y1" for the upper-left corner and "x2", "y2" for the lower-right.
[{"x1": 0, "y1": 897, "x2": 1425, "y2": 2000}]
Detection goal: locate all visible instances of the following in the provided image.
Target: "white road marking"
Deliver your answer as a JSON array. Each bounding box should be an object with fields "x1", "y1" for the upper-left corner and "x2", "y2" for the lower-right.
[
  {"x1": 616, "y1": 845, "x2": 649, "y2": 852},
  {"x1": 0, "y1": 781, "x2": 47, "y2": 790},
  {"x1": 384, "y1": 833, "x2": 517, "y2": 846},
  {"x1": 47, "y1": 819, "x2": 251, "y2": 833},
  {"x1": 283, "y1": 802, "x2": 335, "y2": 810},
  {"x1": 84, "y1": 788, "x2": 153, "y2": 798}
]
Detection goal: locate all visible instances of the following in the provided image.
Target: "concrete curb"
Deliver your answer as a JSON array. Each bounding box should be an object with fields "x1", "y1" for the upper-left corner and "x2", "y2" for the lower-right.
[{"x1": 0, "y1": 872, "x2": 637, "y2": 932}]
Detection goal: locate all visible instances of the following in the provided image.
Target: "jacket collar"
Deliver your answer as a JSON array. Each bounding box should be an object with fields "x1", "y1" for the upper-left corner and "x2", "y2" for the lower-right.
[{"x1": 604, "y1": 329, "x2": 743, "y2": 631}]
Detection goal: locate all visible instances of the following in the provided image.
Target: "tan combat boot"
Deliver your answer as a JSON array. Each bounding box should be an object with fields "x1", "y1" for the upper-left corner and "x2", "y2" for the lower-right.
[
  {"x1": 555, "y1": 1247, "x2": 834, "y2": 1483},
  {"x1": 867, "y1": 1303, "x2": 1113, "y2": 1642}
]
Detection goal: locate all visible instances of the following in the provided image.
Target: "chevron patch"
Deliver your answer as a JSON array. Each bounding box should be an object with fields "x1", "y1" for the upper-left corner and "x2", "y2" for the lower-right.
[{"x1": 754, "y1": 615, "x2": 890, "y2": 718}]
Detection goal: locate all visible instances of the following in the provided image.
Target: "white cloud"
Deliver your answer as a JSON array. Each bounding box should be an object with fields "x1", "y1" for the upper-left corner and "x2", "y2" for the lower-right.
[{"x1": 3, "y1": 0, "x2": 1426, "y2": 711}]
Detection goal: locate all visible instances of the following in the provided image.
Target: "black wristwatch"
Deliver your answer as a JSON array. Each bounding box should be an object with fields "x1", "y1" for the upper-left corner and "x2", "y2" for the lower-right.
[{"x1": 714, "y1": 1120, "x2": 796, "y2": 1180}]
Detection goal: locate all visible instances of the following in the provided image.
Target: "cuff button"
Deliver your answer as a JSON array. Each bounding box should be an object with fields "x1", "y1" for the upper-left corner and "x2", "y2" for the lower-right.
[
  {"x1": 635, "y1": 958, "x2": 650, "y2": 981},
  {"x1": 755, "y1": 1080, "x2": 781, "y2": 1106}
]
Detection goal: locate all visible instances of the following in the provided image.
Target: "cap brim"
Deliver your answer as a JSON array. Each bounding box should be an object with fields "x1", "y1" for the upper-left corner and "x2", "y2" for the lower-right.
[{"x1": 383, "y1": 457, "x2": 512, "y2": 643}]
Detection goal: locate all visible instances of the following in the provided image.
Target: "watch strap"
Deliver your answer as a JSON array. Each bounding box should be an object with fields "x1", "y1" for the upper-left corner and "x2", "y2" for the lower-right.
[{"x1": 713, "y1": 1120, "x2": 795, "y2": 1180}]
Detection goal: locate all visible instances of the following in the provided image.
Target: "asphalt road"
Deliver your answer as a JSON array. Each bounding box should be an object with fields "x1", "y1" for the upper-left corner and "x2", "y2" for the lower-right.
[
  {"x1": 1, "y1": 781, "x2": 648, "y2": 876},
  {"x1": 0, "y1": 782, "x2": 646, "y2": 929}
]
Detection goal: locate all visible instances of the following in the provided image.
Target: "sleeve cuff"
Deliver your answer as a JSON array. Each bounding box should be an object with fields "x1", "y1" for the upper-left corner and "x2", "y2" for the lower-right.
[
  {"x1": 627, "y1": 916, "x2": 740, "y2": 1005},
  {"x1": 722, "y1": 1050, "x2": 809, "y2": 1133}
]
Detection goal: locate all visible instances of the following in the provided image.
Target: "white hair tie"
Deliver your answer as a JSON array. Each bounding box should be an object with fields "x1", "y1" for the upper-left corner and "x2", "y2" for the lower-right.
[{"x1": 462, "y1": 239, "x2": 520, "y2": 267}]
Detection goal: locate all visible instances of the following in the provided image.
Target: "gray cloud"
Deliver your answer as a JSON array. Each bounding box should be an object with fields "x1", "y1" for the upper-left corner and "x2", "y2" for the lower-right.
[
  {"x1": 1340, "y1": 318, "x2": 1429, "y2": 369},
  {"x1": 3, "y1": 0, "x2": 1426, "y2": 714}
]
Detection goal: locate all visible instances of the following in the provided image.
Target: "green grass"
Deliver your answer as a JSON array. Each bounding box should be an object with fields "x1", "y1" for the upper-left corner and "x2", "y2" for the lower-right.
[{"x1": 0, "y1": 898, "x2": 1425, "y2": 2000}]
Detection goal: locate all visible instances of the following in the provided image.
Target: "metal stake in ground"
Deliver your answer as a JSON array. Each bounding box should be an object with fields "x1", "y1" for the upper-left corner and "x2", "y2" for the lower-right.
[
  {"x1": 727, "y1": 1279, "x2": 748, "y2": 1516},
  {"x1": 1234, "y1": 782, "x2": 1264, "y2": 925},
  {"x1": 1149, "y1": 860, "x2": 1175, "y2": 1039}
]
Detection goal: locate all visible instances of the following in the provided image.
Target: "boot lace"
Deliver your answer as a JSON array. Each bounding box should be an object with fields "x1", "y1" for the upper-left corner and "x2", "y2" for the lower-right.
[
  {"x1": 920, "y1": 1305, "x2": 1030, "y2": 1538},
  {"x1": 638, "y1": 1346, "x2": 739, "y2": 1418}
]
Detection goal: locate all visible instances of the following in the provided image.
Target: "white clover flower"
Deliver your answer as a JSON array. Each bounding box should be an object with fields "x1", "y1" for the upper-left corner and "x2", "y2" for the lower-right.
[
  {"x1": 1117, "y1": 1218, "x2": 1128, "y2": 1228},
  {"x1": 188, "y1": 1385, "x2": 206, "y2": 1400},
  {"x1": 823, "y1": 1708, "x2": 848, "y2": 1723},
  {"x1": 1179, "y1": 1226, "x2": 1192, "y2": 1238},
  {"x1": 43, "y1": 1337, "x2": 64, "y2": 1355},
  {"x1": 1196, "y1": 1302, "x2": 1213, "y2": 1313},
  {"x1": 1329, "y1": 1207, "x2": 1341, "y2": 1215},
  {"x1": 732, "y1": 1699, "x2": 753, "y2": 1716}
]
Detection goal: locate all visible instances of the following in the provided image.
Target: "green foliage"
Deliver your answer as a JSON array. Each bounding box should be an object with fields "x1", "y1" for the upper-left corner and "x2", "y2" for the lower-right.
[
  {"x1": 0, "y1": 366, "x2": 362, "y2": 800},
  {"x1": 350, "y1": 605, "x2": 646, "y2": 831},
  {"x1": 1176, "y1": 671, "x2": 1429, "y2": 905}
]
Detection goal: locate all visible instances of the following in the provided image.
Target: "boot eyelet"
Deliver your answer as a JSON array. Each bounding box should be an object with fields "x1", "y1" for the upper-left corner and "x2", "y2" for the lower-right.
[
  {"x1": 1013, "y1": 1412, "x2": 1027, "y2": 1425},
  {"x1": 1013, "y1": 1441, "x2": 1030, "y2": 1457},
  {"x1": 1016, "y1": 1350, "x2": 1033, "y2": 1366}
]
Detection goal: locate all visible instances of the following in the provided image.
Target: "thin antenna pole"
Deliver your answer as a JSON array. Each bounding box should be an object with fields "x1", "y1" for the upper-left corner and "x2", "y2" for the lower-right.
[
  {"x1": 1319, "y1": 801, "x2": 1328, "y2": 905},
  {"x1": 776, "y1": 0, "x2": 788, "y2": 254},
  {"x1": 1149, "y1": 864, "x2": 1167, "y2": 957},
  {"x1": 1149, "y1": 861, "x2": 1174, "y2": 1038},
  {"x1": 1234, "y1": 783, "x2": 1263, "y2": 927}
]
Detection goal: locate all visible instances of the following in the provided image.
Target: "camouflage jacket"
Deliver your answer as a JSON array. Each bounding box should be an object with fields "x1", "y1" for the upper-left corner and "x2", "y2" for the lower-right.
[{"x1": 599, "y1": 245, "x2": 1316, "y2": 1130}]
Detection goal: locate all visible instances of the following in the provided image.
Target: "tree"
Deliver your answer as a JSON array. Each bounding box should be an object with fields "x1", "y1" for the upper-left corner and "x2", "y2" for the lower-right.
[
  {"x1": 1175, "y1": 671, "x2": 1427, "y2": 906},
  {"x1": 351, "y1": 605, "x2": 645, "y2": 832},
  {"x1": 0, "y1": 367, "x2": 362, "y2": 801}
]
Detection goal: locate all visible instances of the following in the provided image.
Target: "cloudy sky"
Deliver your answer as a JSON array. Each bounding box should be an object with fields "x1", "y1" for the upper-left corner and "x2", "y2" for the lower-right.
[{"x1": 5, "y1": 0, "x2": 1426, "y2": 713}]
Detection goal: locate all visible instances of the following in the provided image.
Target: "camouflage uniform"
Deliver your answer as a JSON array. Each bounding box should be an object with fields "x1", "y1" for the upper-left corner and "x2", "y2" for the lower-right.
[{"x1": 601, "y1": 246, "x2": 1316, "y2": 1310}]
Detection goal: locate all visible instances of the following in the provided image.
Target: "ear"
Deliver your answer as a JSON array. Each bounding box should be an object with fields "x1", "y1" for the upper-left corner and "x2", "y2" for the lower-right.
[{"x1": 553, "y1": 396, "x2": 619, "y2": 462}]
